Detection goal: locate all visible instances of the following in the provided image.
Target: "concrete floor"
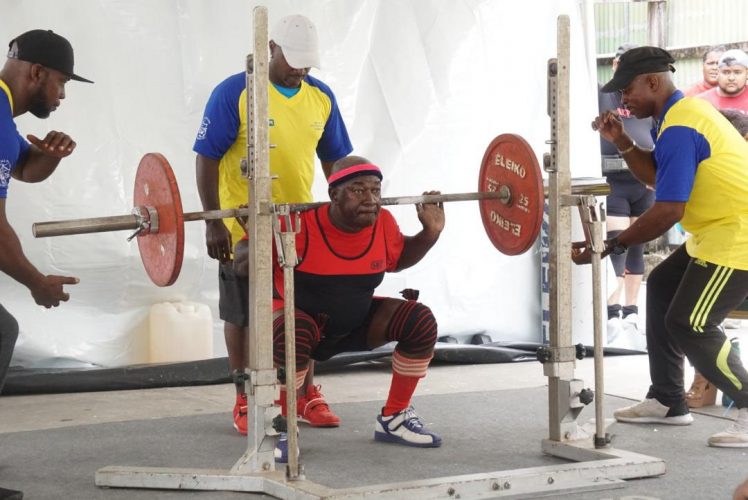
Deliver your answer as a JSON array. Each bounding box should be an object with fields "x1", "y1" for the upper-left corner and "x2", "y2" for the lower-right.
[
  {"x1": 1, "y1": 315, "x2": 748, "y2": 499},
  {"x1": 2, "y1": 338, "x2": 748, "y2": 499}
]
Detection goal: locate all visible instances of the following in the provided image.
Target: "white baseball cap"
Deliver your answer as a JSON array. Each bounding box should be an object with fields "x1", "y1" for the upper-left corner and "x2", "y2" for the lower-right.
[
  {"x1": 719, "y1": 49, "x2": 748, "y2": 69},
  {"x1": 271, "y1": 14, "x2": 320, "y2": 69}
]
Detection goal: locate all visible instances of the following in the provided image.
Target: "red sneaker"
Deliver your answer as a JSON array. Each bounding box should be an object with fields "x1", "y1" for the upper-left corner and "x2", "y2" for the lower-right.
[
  {"x1": 298, "y1": 385, "x2": 340, "y2": 427},
  {"x1": 233, "y1": 393, "x2": 248, "y2": 435}
]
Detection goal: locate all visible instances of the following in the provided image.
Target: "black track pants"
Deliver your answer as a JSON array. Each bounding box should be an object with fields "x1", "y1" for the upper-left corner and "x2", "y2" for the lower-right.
[{"x1": 645, "y1": 245, "x2": 748, "y2": 409}]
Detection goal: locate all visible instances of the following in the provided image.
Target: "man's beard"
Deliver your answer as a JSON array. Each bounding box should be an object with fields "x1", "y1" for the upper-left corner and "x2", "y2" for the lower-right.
[
  {"x1": 28, "y1": 90, "x2": 51, "y2": 119},
  {"x1": 720, "y1": 85, "x2": 746, "y2": 96}
]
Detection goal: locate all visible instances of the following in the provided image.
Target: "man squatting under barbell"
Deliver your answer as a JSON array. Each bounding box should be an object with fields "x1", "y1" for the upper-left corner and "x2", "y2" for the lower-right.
[{"x1": 234, "y1": 156, "x2": 445, "y2": 448}]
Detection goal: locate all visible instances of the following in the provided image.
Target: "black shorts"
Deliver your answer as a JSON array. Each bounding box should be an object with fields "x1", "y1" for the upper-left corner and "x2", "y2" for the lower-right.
[
  {"x1": 310, "y1": 299, "x2": 384, "y2": 361},
  {"x1": 218, "y1": 262, "x2": 249, "y2": 327},
  {"x1": 605, "y1": 172, "x2": 654, "y2": 217}
]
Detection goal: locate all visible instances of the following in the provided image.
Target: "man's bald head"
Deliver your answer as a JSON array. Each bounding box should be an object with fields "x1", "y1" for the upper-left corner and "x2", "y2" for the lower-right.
[{"x1": 330, "y1": 155, "x2": 373, "y2": 175}]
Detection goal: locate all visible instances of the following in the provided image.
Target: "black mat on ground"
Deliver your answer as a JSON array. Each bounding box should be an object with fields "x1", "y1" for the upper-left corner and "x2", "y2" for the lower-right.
[
  {"x1": 3, "y1": 341, "x2": 641, "y2": 395},
  {"x1": 1, "y1": 388, "x2": 745, "y2": 499}
]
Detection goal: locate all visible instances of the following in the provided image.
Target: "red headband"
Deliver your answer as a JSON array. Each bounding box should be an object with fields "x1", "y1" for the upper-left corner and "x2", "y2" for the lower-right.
[{"x1": 328, "y1": 163, "x2": 383, "y2": 187}]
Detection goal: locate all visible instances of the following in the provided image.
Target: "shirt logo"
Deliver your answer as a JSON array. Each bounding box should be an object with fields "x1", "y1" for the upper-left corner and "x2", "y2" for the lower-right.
[
  {"x1": 370, "y1": 260, "x2": 384, "y2": 270},
  {"x1": 311, "y1": 120, "x2": 324, "y2": 131},
  {"x1": 0, "y1": 160, "x2": 11, "y2": 188},
  {"x1": 269, "y1": 119, "x2": 275, "y2": 127},
  {"x1": 196, "y1": 117, "x2": 210, "y2": 140}
]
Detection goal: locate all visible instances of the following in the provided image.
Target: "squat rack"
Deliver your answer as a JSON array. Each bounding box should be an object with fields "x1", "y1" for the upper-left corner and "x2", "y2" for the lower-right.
[{"x1": 94, "y1": 7, "x2": 665, "y2": 498}]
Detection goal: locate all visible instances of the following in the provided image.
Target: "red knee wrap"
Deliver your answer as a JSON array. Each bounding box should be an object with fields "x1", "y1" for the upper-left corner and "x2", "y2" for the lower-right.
[
  {"x1": 387, "y1": 301, "x2": 437, "y2": 358},
  {"x1": 272, "y1": 310, "x2": 319, "y2": 370}
]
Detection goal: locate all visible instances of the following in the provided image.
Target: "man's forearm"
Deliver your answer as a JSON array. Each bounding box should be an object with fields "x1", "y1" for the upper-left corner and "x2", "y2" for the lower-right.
[
  {"x1": 613, "y1": 137, "x2": 657, "y2": 187},
  {"x1": 0, "y1": 219, "x2": 46, "y2": 291},
  {"x1": 617, "y1": 202, "x2": 684, "y2": 248},
  {"x1": 12, "y1": 147, "x2": 61, "y2": 183}
]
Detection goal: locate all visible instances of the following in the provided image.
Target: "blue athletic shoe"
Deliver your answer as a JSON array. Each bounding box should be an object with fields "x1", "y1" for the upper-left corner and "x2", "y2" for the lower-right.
[
  {"x1": 274, "y1": 432, "x2": 288, "y2": 463},
  {"x1": 274, "y1": 432, "x2": 301, "y2": 463},
  {"x1": 374, "y1": 407, "x2": 442, "y2": 448}
]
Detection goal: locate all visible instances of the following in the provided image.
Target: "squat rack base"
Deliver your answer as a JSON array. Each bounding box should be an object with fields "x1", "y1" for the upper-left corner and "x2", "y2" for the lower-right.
[{"x1": 96, "y1": 442, "x2": 663, "y2": 499}]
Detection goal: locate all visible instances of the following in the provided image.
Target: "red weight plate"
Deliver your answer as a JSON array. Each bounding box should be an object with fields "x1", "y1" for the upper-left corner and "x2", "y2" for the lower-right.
[
  {"x1": 133, "y1": 153, "x2": 184, "y2": 286},
  {"x1": 478, "y1": 134, "x2": 544, "y2": 255}
]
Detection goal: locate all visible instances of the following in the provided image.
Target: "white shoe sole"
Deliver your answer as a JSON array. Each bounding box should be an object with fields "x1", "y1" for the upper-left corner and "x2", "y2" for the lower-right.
[
  {"x1": 708, "y1": 439, "x2": 748, "y2": 448},
  {"x1": 615, "y1": 414, "x2": 693, "y2": 425}
]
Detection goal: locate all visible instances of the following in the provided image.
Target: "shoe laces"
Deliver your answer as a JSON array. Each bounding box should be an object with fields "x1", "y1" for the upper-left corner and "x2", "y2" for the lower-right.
[
  {"x1": 305, "y1": 385, "x2": 331, "y2": 411},
  {"x1": 401, "y1": 407, "x2": 425, "y2": 430},
  {"x1": 307, "y1": 384, "x2": 325, "y2": 399}
]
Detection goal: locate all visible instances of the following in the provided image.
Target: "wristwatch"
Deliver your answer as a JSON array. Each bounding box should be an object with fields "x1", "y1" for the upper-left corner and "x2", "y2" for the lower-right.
[{"x1": 606, "y1": 237, "x2": 628, "y2": 255}]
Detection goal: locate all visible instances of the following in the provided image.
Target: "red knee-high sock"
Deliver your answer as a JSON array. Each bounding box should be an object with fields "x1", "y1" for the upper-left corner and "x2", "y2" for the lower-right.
[
  {"x1": 278, "y1": 368, "x2": 308, "y2": 416},
  {"x1": 383, "y1": 351, "x2": 432, "y2": 416}
]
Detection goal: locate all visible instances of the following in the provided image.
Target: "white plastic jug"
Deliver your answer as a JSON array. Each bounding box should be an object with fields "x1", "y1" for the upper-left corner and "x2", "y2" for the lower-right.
[{"x1": 149, "y1": 302, "x2": 213, "y2": 363}]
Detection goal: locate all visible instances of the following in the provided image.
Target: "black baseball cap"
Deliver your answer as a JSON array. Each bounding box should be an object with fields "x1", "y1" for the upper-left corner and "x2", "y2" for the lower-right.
[
  {"x1": 601, "y1": 46, "x2": 674, "y2": 92},
  {"x1": 7, "y1": 29, "x2": 93, "y2": 83}
]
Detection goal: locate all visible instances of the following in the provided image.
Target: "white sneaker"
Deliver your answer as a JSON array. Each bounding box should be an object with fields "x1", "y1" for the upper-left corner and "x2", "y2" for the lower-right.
[
  {"x1": 614, "y1": 398, "x2": 693, "y2": 425},
  {"x1": 607, "y1": 317, "x2": 623, "y2": 345},
  {"x1": 722, "y1": 318, "x2": 742, "y2": 330},
  {"x1": 374, "y1": 407, "x2": 442, "y2": 448},
  {"x1": 621, "y1": 313, "x2": 647, "y2": 351},
  {"x1": 622, "y1": 313, "x2": 640, "y2": 333},
  {"x1": 708, "y1": 408, "x2": 748, "y2": 448}
]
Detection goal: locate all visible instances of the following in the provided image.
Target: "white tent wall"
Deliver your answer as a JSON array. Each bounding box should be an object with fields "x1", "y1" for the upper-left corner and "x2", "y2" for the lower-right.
[{"x1": 1, "y1": 0, "x2": 601, "y2": 369}]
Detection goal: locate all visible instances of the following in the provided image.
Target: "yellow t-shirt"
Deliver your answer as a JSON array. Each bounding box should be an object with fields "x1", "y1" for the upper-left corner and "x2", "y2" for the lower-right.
[
  {"x1": 193, "y1": 73, "x2": 352, "y2": 247},
  {"x1": 654, "y1": 92, "x2": 748, "y2": 269}
]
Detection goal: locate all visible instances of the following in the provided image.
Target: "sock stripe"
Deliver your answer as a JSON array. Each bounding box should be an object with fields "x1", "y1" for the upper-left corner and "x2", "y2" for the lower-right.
[{"x1": 392, "y1": 350, "x2": 432, "y2": 378}]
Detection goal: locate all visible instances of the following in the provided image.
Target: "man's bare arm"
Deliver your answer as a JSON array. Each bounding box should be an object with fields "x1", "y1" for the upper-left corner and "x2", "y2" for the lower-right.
[{"x1": 0, "y1": 199, "x2": 78, "y2": 306}]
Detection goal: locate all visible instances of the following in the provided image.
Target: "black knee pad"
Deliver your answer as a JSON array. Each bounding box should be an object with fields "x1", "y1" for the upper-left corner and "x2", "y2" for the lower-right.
[
  {"x1": 272, "y1": 310, "x2": 318, "y2": 370},
  {"x1": 387, "y1": 301, "x2": 438, "y2": 357},
  {"x1": 624, "y1": 243, "x2": 645, "y2": 275},
  {"x1": 607, "y1": 230, "x2": 625, "y2": 276}
]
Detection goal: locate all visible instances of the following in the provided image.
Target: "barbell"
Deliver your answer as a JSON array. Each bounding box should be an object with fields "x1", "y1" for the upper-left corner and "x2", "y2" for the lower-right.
[{"x1": 32, "y1": 133, "x2": 609, "y2": 286}]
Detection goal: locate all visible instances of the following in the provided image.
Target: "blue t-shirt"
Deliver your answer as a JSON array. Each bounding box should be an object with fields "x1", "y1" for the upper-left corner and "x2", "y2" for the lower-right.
[{"x1": 0, "y1": 80, "x2": 30, "y2": 199}]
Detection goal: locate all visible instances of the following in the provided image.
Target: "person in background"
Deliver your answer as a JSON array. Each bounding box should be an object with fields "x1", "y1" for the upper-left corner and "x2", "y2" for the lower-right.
[
  {"x1": 0, "y1": 28, "x2": 93, "y2": 500},
  {"x1": 683, "y1": 45, "x2": 725, "y2": 96},
  {"x1": 194, "y1": 14, "x2": 353, "y2": 436},
  {"x1": 696, "y1": 49, "x2": 748, "y2": 113},
  {"x1": 598, "y1": 43, "x2": 655, "y2": 349},
  {"x1": 721, "y1": 108, "x2": 748, "y2": 138}
]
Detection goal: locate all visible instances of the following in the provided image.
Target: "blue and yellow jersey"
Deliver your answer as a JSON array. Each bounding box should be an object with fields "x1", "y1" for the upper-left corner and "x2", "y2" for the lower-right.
[
  {"x1": 653, "y1": 90, "x2": 748, "y2": 269},
  {"x1": 0, "y1": 79, "x2": 30, "y2": 199},
  {"x1": 193, "y1": 72, "x2": 352, "y2": 246}
]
